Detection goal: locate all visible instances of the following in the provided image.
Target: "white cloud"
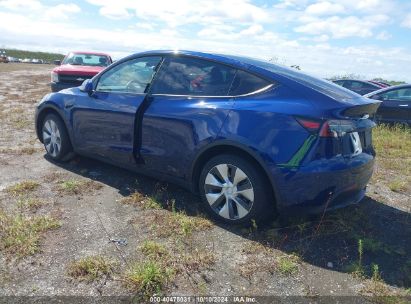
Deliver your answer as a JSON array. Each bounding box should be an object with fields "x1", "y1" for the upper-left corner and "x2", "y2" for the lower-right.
[
  {"x1": 136, "y1": 23, "x2": 155, "y2": 31},
  {"x1": 334, "y1": 0, "x2": 383, "y2": 11},
  {"x1": 99, "y1": 6, "x2": 131, "y2": 20},
  {"x1": 356, "y1": 0, "x2": 380, "y2": 10},
  {"x1": 295, "y1": 14, "x2": 389, "y2": 38},
  {"x1": 197, "y1": 24, "x2": 272, "y2": 42},
  {"x1": 44, "y1": 4, "x2": 81, "y2": 20},
  {"x1": 402, "y1": 13, "x2": 411, "y2": 28},
  {"x1": 159, "y1": 29, "x2": 179, "y2": 37},
  {"x1": 305, "y1": 2, "x2": 345, "y2": 15},
  {"x1": 0, "y1": 0, "x2": 42, "y2": 11},
  {"x1": 376, "y1": 31, "x2": 391, "y2": 40},
  {"x1": 239, "y1": 24, "x2": 264, "y2": 36},
  {"x1": 86, "y1": 0, "x2": 269, "y2": 27}
]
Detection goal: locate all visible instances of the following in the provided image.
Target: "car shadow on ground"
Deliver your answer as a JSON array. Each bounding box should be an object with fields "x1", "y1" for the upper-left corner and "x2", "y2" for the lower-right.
[{"x1": 46, "y1": 154, "x2": 411, "y2": 289}]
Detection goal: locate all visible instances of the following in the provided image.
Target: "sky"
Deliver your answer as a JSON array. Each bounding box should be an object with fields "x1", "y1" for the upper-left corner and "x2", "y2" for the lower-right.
[{"x1": 1, "y1": 0, "x2": 411, "y2": 82}]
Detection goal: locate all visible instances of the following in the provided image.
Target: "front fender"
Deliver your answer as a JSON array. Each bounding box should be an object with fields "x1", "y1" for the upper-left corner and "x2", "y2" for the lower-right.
[{"x1": 35, "y1": 101, "x2": 74, "y2": 146}]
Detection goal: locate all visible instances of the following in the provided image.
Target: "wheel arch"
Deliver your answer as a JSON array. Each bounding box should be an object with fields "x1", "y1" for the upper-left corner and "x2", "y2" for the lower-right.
[
  {"x1": 36, "y1": 105, "x2": 73, "y2": 146},
  {"x1": 190, "y1": 140, "x2": 279, "y2": 208}
]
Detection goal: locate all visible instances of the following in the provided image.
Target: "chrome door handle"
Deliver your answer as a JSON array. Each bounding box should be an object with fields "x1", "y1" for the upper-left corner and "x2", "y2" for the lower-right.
[{"x1": 398, "y1": 104, "x2": 408, "y2": 107}]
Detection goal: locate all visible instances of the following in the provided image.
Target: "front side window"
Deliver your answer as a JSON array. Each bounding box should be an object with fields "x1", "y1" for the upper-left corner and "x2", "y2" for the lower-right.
[
  {"x1": 63, "y1": 53, "x2": 110, "y2": 67},
  {"x1": 96, "y1": 56, "x2": 162, "y2": 94},
  {"x1": 151, "y1": 56, "x2": 236, "y2": 96},
  {"x1": 380, "y1": 88, "x2": 411, "y2": 101},
  {"x1": 229, "y1": 70, "x2": 271, "y2": 96}
]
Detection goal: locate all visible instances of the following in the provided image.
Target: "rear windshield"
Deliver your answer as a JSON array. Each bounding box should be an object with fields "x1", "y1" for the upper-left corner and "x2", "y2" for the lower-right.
[
  {"x1": 63, "y1": 53, "x2": 110, "y2": 67},
  {"x1": 224, "y1": 55, "x2": 359, "y2": 100}
]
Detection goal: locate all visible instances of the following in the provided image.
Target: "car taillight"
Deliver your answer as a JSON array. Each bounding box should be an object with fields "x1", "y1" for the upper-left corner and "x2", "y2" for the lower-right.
[
  {"x1": 296, "y1": 117, "x2": 338, "y2": 137},
  {"x1": 295, "y1": 117, "x2": 321, "y2": 133},
  {"x1": 319, "y1": 121, "x2": 337, "y2": 137}
]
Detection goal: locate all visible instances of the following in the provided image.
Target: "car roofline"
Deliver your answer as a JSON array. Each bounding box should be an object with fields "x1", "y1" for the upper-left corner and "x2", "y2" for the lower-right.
[
  {"x1": 364, "y1": 83, "x2": 411, "y2": 97},
  {"x1": 69, "y1": 51, "x2": 111, "y2": 57}
]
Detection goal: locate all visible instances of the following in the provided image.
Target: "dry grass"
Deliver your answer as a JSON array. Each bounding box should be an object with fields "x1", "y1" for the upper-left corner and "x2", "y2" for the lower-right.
[
  {"x1": 120, "y1": 192, "x2": 162, "y2": 210},
  {"x1": 57, "y1": 179, "x2": 103, "y2": 195},
  {"x1": 239, "y1": 242, "x2": 300, "y2": 279},
  {"x1": 140, "y1": 240, "x2": 215, "y2": 272},
  {"x1": 372, "y1": 124, "x2": 411, "y2": 193},
  {"x1": 141, "y1": 240, "x2": 169, "y2": 260},
  {"x1": 0, "y1": 210, "x2": 60, "y2": 257},
  {"x1": 373, "y1": 124, "x2": 411, "y2": 159},
  {"x1": 16, "y1": 197, "x2": 44, "y2": 212},
  {"x1": 0, "y1": 63, "x2": 51, "y2": 73},
  {"x1": 388, "y1": 180, "x2": 408, "y2": 193},
  {"x1": 0, "y1": 147, "x2": 40, "y2": 155},
  {"x1": 4, "y1": 180, "x2": 40, "y2": 196},
  {"x1": 127, "y1": 239, "x2": 215, "y2": 296},
  {"x1": 361, "y1": 279, "x2": 409, "y2": 304},
  {"x1": 149, "y1": 210, "x2": 213, "y2": 238},
  {"x1": 180, "y1": 247, "x2": 216, "y2": 272},
  {"x1": 239, "y1": 241, "x2": 277, "y2": 279},
  {"x1": 67, "y1": 255, "x2": 117, "y2": 282},
  {"x1": 276, "y1": 254, "x2": 300, "y2": 275},
  {"x1": 123, "y1": 261, "x2": 174, "y2": 297}
]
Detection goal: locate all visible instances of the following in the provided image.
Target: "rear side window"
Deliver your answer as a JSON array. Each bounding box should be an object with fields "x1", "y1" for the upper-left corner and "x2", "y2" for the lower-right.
[
  {"x1": 380, "y1": 88, "x2": 411, "y2": 101},
  {"x1": 229, "y1": 70, "x2": 271, "y2": 96},
  {"x1": 151, "y1": 56, "x2": 236, "y2": 96}
]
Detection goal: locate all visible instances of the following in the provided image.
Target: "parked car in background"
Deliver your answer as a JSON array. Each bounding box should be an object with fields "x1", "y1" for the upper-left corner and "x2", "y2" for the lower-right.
[
  {"x1": 35, "y1": 50, "x2": 380, "y2": 225},
  {"x1": 368, "y1": 80, "x2": 390, "y2": 88},
  {"x1": 7, "y1": 56, "x2": 20, "y2": 63},
  {"x1": 0, "y1": 51, "x2": 9, "y2": 63},
  {"x1": 333, "y1": 79, "x2": 382, "y2": 95},
  {"x1": 365, "y1": 84, "x2": 411, "y2": 125},
  {"x1": 50, "y1": 51, "x2": 112, "y2": 92},
  {"x1": 22, "y1": 58, "x2": 31, "y2": 63}
]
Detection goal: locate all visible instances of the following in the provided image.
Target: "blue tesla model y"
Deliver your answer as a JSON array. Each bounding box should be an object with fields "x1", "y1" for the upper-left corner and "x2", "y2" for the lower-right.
[{"x1": 35, "y1": 50, "x2": 380, "y2": 225}]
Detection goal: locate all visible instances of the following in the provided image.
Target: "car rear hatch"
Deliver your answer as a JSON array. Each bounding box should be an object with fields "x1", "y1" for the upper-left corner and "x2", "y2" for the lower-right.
[
  {"x1": 331, "y1": 101, "x2": 381, "y2": 156},
  {"x1": 296, "y1": 100, "x2": 381, "y2": 161}
]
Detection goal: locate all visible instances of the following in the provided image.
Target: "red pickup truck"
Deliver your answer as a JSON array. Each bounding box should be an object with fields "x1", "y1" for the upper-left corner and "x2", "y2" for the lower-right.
[{"x1": 50, "y1": 51, "x2": 112, "y2": 92}]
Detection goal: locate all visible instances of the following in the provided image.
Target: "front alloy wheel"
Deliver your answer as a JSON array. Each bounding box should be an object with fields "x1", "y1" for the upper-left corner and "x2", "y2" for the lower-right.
[
  {"x1": 41, "y1": 113, "x2": 72, "y2": 161},
  {"x1": 43, "y1": 119, "x2": 61, "y2": 157}
]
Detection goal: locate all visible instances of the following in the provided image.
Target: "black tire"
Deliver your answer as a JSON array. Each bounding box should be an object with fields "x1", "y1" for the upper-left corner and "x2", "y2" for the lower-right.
[
  {"x1": 199, "y1": 154, "x2": 275, "y2": 226},
  {"x1": 41, "y1": 113, "x2": 73, "y2": 161}
]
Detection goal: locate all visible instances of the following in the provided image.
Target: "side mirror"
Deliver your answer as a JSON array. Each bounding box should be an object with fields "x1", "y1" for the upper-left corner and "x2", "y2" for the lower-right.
[
  {"x1": 80, "y1": 79, "x2": 94, "y2": 95},
  {"x1": 371, "y1": 94, "x2": 380, "y2": 100},
  {"x1": 54, "y1": 60, "x2": 61, "y2": 65}
]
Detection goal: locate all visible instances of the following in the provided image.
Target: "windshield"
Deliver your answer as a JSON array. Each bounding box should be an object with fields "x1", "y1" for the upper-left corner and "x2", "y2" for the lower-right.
[{"x1": 62, "y1": 53, "x2": 110, "y2": 67}]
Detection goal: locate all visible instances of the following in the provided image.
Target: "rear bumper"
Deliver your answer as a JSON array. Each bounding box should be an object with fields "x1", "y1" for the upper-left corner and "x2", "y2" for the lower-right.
[
  {"x1": 50, "y1": 82, "x2": 78, "y2": 92},
  {"x1": 273, "y1": 153, "x2": 375, "y2": 214}
]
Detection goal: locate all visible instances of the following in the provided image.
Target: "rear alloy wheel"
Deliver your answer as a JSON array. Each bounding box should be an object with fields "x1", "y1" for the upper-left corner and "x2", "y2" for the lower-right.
[
  {"x1": 41, "y1": 114, "x2": 72, "y2": 161},
  {"x1": 199, "y1": 154, "x2": 272, "y2": 225}
]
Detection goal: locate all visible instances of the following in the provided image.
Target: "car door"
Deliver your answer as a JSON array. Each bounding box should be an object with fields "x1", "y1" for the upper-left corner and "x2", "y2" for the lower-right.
[
  {"x1": 376, "y1": 87, "x2": 411, "y2": 124},
  {"x1": 139, "y1": 55, "x2": 237, "y2": 179},
  {"x1": 70, "y1": 56, "x2": 163, "y2": 164}
]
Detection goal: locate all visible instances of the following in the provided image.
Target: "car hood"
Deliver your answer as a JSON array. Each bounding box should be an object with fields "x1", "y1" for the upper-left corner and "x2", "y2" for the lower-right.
[{"x1": 53, "y1": 64, "x2": 105, "y2": 76}]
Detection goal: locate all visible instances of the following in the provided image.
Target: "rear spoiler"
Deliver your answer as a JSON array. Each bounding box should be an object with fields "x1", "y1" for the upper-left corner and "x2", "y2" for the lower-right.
[{"x1": 340, "y1": 100, "x2": 381, "y2": 119}]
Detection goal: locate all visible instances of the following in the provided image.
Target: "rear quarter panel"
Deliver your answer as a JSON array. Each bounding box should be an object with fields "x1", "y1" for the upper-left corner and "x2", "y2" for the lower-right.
[{"x1": 218, "y1": 85, "x2": 315, "y2": 165}]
